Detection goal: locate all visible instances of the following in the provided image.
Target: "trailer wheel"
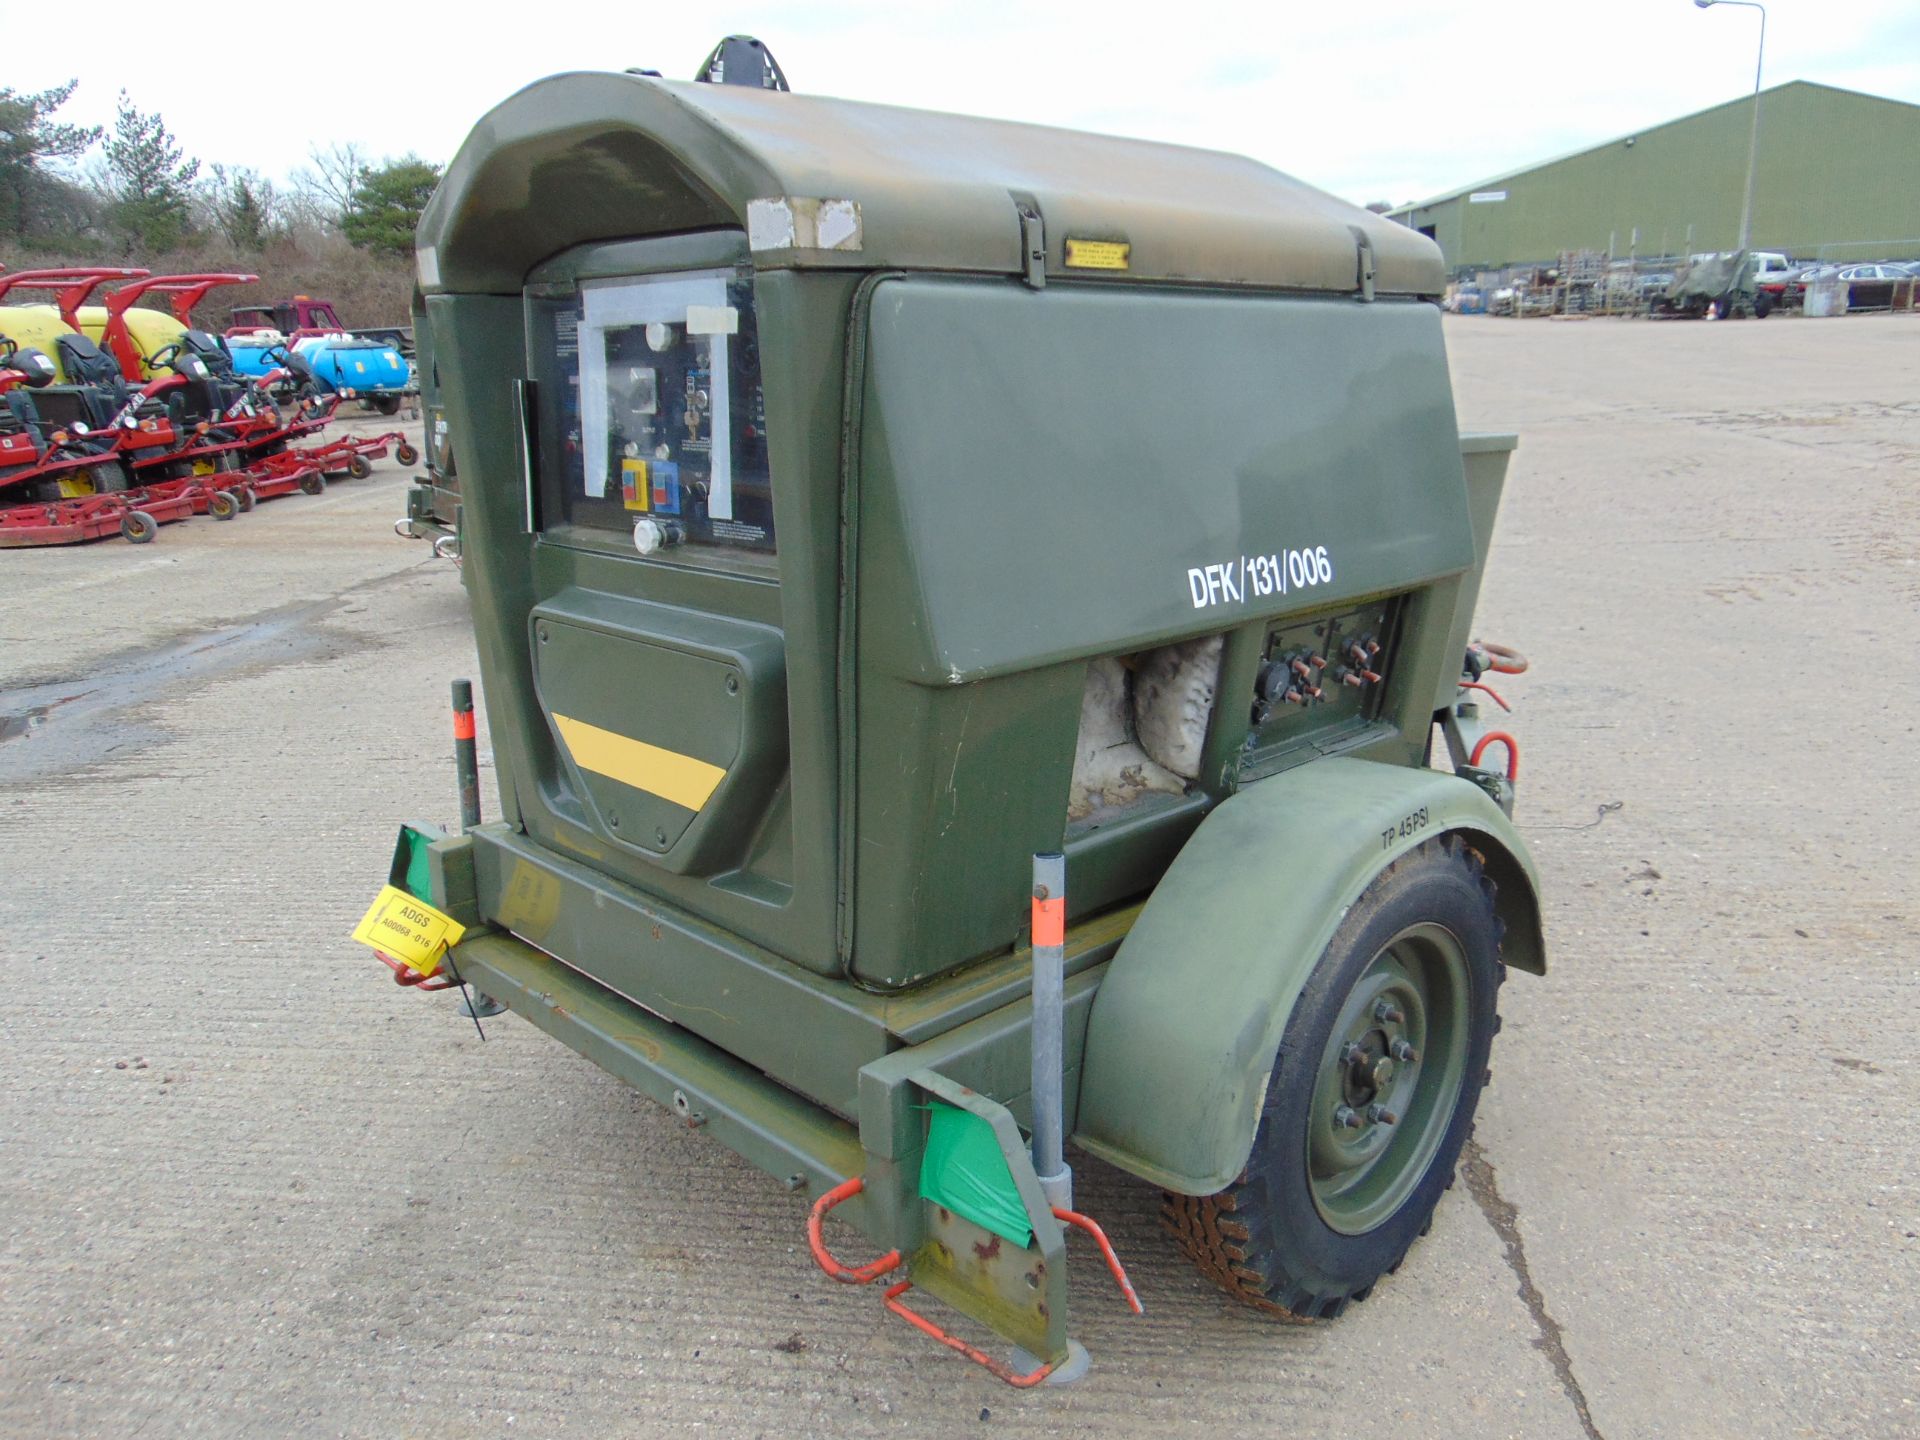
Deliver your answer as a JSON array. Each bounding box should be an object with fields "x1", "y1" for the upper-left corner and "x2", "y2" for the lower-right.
[
  {"x1": 120, "y1": 510, "x2": 159, "y2": 544},
  {"x1": 372, "y1": 395, "x2": 402, "y2": 416},
  {"x1": 209, "y1": 491, "x2": 239, "y2": 521},
  {"x1": 299, "y1": 473, "x2": 326, "y2": 496},
  {"x1": 347, "y1": 454, "x2": 373, "y2": 480},
  {"x1": 1161, "y1": 834, "x2": 1503, "y2": 1322},
  {"x1": 1753, "y1": 293, "x2": 1774, "y2": 318},
  {"x1": 395, "y1": 442, "x2": 420, "y2": 467}
]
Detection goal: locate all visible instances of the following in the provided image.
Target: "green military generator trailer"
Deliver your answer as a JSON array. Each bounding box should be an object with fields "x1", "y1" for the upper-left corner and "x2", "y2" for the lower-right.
[{"x1": 371, "y1": 36, "x2": 1542, "y2": 1386}]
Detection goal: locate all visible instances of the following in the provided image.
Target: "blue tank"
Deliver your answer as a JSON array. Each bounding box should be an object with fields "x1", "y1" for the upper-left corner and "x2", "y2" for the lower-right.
[
  {"x1": 295, "y1": 335, "x2": 413, "y2": 398},
  {"x1": 226, "y1": 336, "x2": 286, "y2": 383}
]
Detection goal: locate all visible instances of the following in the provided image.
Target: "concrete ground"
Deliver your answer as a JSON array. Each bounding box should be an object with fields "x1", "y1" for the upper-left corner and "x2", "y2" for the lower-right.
[{"x1": 0, "y1": 319, "x2": 1914, "y2": 1439}]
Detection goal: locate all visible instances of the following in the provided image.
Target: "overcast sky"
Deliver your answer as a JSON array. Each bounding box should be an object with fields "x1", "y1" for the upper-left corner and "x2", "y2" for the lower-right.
[{"x1": 23, "y1": 0, "x2": 1920, "y2": 208}]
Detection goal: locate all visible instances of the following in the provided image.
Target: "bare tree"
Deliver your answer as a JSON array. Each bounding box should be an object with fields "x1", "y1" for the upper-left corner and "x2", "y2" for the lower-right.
[
  {"x1": 198, "y1": 163, "x2": 288, "y2": 249},
  {"x1": 290, "y1": 141, "x2": 368, "y2": 230}
]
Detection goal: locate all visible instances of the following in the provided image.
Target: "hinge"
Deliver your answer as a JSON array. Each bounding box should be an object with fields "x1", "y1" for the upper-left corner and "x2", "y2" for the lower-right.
[
  {"x1": 1013, "y1": 193, "x2": 1046, "y2": 290},
  {"x1": 1349, "y1": 226, "x2": 1377, "y2": 303}
]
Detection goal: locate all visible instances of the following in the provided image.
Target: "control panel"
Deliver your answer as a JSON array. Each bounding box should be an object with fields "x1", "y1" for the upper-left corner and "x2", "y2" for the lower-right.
[
  {"x1": 532, "y1": 267, "x2": 776, "y2": 556},
  {"x1": 1246, "y1": 599, "x2": 1400, "y2": 761}
]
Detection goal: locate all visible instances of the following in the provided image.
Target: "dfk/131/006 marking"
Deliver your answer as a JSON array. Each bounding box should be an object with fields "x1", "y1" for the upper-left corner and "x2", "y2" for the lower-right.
[{"x1": 1188, "y1": 547, "x2": 1334, "y2": 610}]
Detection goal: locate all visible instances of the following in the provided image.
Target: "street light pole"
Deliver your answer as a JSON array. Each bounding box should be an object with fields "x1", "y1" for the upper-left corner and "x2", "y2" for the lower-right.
[{"x1": 1695, "y1": 0, "x2": 1768, "y2": 251}]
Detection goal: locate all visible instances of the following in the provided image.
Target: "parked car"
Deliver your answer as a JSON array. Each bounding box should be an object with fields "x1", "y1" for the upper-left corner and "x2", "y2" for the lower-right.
[
  {"x1": 1831, "y1": 264, "x2": 1911, "y2": 309},
  {"x1": 1789, "y1": 263, "x2": 1920, "y2": 311}
]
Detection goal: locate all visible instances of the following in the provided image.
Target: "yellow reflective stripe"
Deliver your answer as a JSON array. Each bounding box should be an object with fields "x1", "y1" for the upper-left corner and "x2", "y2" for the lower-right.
[{"x1": 551, "y1": 714, "x2": 727, "y2": 812}]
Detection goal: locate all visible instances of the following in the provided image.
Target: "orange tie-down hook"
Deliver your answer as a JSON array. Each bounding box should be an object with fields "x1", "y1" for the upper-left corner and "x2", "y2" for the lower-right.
[
  {"x1": 372, "y1": 948, "x2": 461, "y2": 991},
  {"x1": 808, "y1": 1177, "x2": 1143, "y2": 1387},
  {"x1": 1469, "y1": 640, "x2": 1530, "y2": 675}
]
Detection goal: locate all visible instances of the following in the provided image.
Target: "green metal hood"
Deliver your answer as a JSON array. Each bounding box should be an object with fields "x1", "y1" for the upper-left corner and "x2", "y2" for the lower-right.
[{"x1": 417, "y1": 71, "x2": 1445, "y2": 297}]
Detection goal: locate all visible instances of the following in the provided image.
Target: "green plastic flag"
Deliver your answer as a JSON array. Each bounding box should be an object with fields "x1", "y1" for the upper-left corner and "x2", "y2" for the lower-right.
[{"x1": 919, "y1": 1102, "x2": 1034, "y2": 1248}]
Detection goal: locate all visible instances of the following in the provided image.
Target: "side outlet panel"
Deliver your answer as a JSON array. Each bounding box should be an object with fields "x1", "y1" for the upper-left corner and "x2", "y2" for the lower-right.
[{"x1": 1243, "y1": 599, "x2": 1401, "y2": 773}]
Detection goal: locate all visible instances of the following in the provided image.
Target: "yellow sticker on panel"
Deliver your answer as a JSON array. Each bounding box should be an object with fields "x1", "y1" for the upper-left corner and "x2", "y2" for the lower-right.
[
  {"x1": 1064, "y1": 238, "x2": 1131, "y2": 271},
  {"x1": 621, "y1": 458, "x2": 650, "y2": 511},
  {"x1": 351, "y1": 885, "x2": 466, "y2": 975},
  {"x1": 551, "y1": 713, "x2": 727, "y2": 812}
]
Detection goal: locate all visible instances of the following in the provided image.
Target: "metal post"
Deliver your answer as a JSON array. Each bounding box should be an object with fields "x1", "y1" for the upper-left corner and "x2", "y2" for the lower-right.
[
  {"x1": 452, "y1": 678, "x2": 481, "y2": 832},
  {"x1": 1738, "y1": 5, "x2": 1765, "y2": 250},
  {"x1": 451, "y1": 676, "x2": 505, "y2": 1019},
  {"x1": 1030, "y1": 852, "x2": 1071, "y2": 1210},
  {"x1": 1695, "y1": 0, "x2": 1767, "y2": 251}
]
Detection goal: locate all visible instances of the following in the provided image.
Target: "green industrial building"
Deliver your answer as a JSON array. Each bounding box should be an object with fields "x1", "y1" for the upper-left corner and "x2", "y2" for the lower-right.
[{"x1": 1389, "y1": 81, "x2": 1920, "y2": 271}]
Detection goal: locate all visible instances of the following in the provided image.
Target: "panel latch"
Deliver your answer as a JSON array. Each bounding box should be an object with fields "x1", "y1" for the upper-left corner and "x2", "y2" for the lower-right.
[
  {"x1": 1013, "y1": 194, "x2": 1047, "y2": 290},
  {"x1": 1350, "y1": 225, "x2": 1376, "y2": 303}
]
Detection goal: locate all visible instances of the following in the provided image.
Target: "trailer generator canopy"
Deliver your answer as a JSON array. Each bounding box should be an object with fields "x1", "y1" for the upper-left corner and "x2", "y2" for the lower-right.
[{"x1": 418, "y1": 71, "x2": 1445, "y2": 297}]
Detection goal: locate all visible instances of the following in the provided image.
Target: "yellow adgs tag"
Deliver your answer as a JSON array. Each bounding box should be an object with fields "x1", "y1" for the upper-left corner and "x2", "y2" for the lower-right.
[{"x1": 352, "y1": 885, "x2": 466, "y2": 976}]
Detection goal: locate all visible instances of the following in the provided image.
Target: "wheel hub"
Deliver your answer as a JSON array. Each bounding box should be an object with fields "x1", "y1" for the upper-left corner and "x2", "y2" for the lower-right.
[{"x1": 1307, "y1": 923, "x2": 1472, "y2": 1235}]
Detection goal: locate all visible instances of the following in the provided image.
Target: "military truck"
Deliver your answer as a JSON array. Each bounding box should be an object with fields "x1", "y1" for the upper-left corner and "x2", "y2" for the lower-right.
[
  {"x1": 365, "y1": 36, "x2": 1542, "y2": 1386},
  {"x1": 1652, "y1": 248, "x2": 1769, "y2": 318}
]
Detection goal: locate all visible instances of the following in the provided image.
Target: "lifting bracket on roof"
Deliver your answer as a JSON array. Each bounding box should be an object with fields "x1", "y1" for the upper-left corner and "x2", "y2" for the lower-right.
[
  {"x1": 1012, "y1": 193, "x2": 1046, "y2": 290},
  {"x1": 695, "y1": 35, "x2": 790, "y2": 92},
  {"x1": 1349, "y1": 226, "x2": 1377, "y2": 303}
]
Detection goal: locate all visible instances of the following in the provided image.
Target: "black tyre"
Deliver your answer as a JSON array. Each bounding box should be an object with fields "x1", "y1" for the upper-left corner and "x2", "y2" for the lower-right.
[
  {"x1": 347, "y1": 453, "x2": 373, "y2": 480},
  {"x1": 1162, "y1": 834, "x2": 1505, "y2": 1321},
  {"x1": 372, "y1": 394, "x2": 402, "y2": 416},
  {"x1": 299, "y1": 473, "x2": 325, "y2": 496},
  {"x1": 1753, "y1": 292, "x2": 1774, "y2": 318},
  {"x1": 120, "y1": 510, "x2": 159, "y2": 544},
  {"x1": 88, "y1": 460, "x2": 131, "y2": 494},
  {"x1": 395, "y1": 442, "x2": 420, "y2": 467},
  {"x1": 209, "y1": 490, "x2": 239, "y2": 520}
]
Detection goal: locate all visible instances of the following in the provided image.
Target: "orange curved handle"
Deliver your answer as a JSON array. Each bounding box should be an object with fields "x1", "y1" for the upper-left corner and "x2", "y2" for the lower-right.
[
  {"x1": 373, "y1": 949, "x2": 460, "y2": 991},
  {"x1": 1468, "y1": 731, "x2": 1520, "y2": 781},
  {"x1": 883, "y1": 1282, "x2": 1058, "y2": 1387},
  {"x1": 1052, "y1": 1207, "x2": 1144, "y2": 1314},
  {"x1": 806, "y1": 1177, "x2": 902, "y2": 1285}
]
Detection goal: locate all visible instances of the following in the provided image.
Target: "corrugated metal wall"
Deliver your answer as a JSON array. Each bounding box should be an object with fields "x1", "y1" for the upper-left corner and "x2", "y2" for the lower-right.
[{"x1": 1393, "y1": 83, "x2": 1920, "y2": 269}]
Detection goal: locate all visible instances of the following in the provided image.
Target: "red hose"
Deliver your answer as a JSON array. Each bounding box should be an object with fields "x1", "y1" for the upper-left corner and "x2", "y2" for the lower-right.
[
  {"x1": 1469, "y1": 732, "x2": 1520, "y2": 781},
  {"x1": 1456, "y1": 681, "x2": 1511, "y2": 712}
]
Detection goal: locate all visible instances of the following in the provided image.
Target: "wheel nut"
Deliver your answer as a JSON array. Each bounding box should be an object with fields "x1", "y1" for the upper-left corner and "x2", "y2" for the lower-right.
[
  {"x1": 1340, "y1": 1042, "x2": 1363, "y2": 1064},
  {"x1": 1374, "y1": 1001, "x2": 1405, "y2": 1024},
  {"x1": 1367, "y1": 1104, "x2": 1398, "y2": 1126},
  {"x1": 1334, "y1": 1106, "x2": 1362, "y2": 1130},
  {"x1": 1391, "y1": 1038, "x2": 1418, "y2": 1063}
]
